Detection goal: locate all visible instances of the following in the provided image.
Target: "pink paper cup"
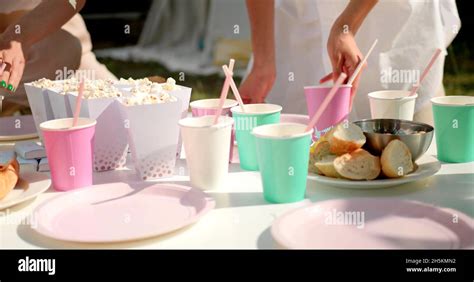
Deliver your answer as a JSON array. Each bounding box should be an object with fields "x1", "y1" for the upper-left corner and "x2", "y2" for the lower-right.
[
  {"x1": 40, "y1": 118, "x2": 96, "y2": 191},
  {"x1": 190, "y1": 99, "x2": 238, "y2": 163},
  {"x1": 304, "y1": 85, "x2": 351, "y2": 140}
]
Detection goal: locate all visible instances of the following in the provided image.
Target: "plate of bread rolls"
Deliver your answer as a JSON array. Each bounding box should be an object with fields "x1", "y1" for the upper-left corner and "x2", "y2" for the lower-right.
[
  {"x1": 0, "y1": 155, "x2": 51, "y2": 210},
  {"x1": 307, "y1": 122, "x2": 441, "y2": 189}
]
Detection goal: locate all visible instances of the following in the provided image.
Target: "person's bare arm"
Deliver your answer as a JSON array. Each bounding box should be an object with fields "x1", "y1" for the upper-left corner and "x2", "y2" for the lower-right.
[
  {"x1": 0, "y1": 0, "x2": 86, "y2": 92},
  {"x1": 239, "y1": 0, "x2": 275, "y2": 103},
  {"x1": 327, "y1": 0, "x2": 378, "y2": 106}
]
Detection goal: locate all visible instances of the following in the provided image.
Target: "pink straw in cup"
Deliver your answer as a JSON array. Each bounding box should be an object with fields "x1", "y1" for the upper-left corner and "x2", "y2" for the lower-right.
[
  {"x1": 40, "y1": 80, "x2": 97, "y2": 191},
  {"x1": 306, "y1": 73, "x2": 348, "y2": 133},
  {"x1": 408, "y1": 48, "x2": 442, "y2": 97}
]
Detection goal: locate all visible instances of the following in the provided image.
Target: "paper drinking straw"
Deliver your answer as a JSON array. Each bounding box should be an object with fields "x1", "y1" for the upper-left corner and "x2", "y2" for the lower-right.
[
  {"x1": 408, "y1": 48, "x2": 442, "y2": 97},
  {"x1": 347, "y1": 39, "x2": 378, "y2": 85},
  {"x1": 72, "y1": 80, "x2": 85, "y2": 127},
  {"x1": 305, "y1": 73, "x2": 347, "y2": 132},
  {"x1": 213, "y1": 59, "x2": 236, "y2": 124},
  {"x1": 222, "y1": 65, "x2": 246, "y2": 113},
  {"x1": 0, "y1": 63, "x2": 6, "y2": 75}
]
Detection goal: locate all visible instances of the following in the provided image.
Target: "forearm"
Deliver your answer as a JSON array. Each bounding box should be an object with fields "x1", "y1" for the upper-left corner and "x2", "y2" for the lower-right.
[
  {"x1": 246, "y1": 0, "x2": 275, "y2": 68},
  {"x1": 2, "y1": 0, "x2": 86, "y2": 48},
  {"x1": 334, "y1": 0, "x2": 378, "y2": 35}
]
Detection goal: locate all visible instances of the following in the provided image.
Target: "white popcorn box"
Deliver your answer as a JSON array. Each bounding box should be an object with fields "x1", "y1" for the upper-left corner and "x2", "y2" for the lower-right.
[
  {"x1": 68, "y1": 94, "x2": 129, "y2": 172},
  {"x1": 119, "y1": 100, "x2": 182, "y2": 180},
  {"x1": 45, "y1": 88, "x2": 73, "y2": 119},
  {"x1": 168, "y1": 85, "x2": 192, "y2": 158},
  {"x1": 24, "y1": 83, "x2": 55, "y2": 140}
]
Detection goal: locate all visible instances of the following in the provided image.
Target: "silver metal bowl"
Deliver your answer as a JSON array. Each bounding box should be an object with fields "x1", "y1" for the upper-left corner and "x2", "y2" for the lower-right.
[{"x1": 353, "y1": 119, "x2": 434, "y2": 160}]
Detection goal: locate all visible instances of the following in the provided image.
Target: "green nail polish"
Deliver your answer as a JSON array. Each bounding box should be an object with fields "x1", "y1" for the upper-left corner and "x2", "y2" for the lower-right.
[
  {"x1": 0, "y1": 80, "x2": 6, "y2": 88},
  {"x1": 7, "y1": 84, "x2": 13, "y2": 91}
]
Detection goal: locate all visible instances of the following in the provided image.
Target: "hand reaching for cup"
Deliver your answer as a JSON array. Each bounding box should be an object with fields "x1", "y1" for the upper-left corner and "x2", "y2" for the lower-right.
[
  {"x1": 325, "y1": 30, "x2": 365, "y2": 109},
  {"x1": 239, "y1": 64, "x2": 276, "y2": 104}
]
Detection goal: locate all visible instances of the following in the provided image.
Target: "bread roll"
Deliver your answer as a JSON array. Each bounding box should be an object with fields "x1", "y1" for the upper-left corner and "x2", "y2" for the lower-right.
[
  {"x1": 315, "y1": 155, "x2": 341, "y2": 178},
  {"x1": 0, "y1": 159, "x2": 20, "y2": 200},
  {"x1": 381, "y1": 139, "x2": 414, "y2": 178},
  {"x1": 334, "y1": 149, "x2": 381, "y2": 180},
  {"x1": 309, "y1": 141, "x2": 331, "y2": 175},
  {"x1": 328, "y1": 123, "x2": 366, "y2": 155}
]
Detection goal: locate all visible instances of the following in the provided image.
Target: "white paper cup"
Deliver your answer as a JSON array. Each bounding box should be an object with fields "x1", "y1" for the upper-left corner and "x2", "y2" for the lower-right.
[
  {"x1": 368, "y1": 90, "x2": 418, "y2": 120},
  {"x1": 179, "y1": 115, "x2": 234, "y2": 190}
]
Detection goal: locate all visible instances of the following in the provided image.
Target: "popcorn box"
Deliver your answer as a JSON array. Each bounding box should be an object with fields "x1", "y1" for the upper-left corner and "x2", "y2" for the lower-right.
[
  {"x1": 119, "y1": 100, "x2": 182, "y2": 180},
  {"x1": 68, "y1": 94, "x2": 129, "y2": 172},
  {"x1": 45, "y1": 88, "x2": 73, "y2": 119},
  {"x1": 24, "y1": 83, "x2": 55, "y2": 140}
]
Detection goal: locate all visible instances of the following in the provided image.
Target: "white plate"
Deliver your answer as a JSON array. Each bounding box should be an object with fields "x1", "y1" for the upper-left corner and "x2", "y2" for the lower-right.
[
  {"x1": 0, "y1": 115, "x2": 38, "y2": 141},
  {"x1": 33, "y1": 182, "x2": 215, "y2": 243},
  {"x1": 307, "y1": 154, "x2": 441, "y2": 189},
  {"x1": 272, "y1": 198, "x2": 474, "y2": 249},
  {"x1": 0, "y1": 172, "x2": 51, "y2": 210}
]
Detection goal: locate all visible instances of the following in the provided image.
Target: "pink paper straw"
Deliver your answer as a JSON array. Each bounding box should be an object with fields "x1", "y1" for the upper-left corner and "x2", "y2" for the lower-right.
[
  {"x1": 408, "y1": 48, "x2": 442, "y2": 97},
  {"x1": 222, "y1": 65, "x2": 246, "y2": 113},
  {"x1": 347, "y1": 39, "x2": 378, "y2": 85},
  {"x1": 305, "y1": 72, "x2": 347, "y2": 132},
  {"x1": 0, "y1": 63, "x2": 6, "y2": 75},
  {"x1": 72, "y1": 80, "x2": 85, "y2": 127},
  {"x1": 213, "y1": 59, "x2": 235, "y2": 124}
]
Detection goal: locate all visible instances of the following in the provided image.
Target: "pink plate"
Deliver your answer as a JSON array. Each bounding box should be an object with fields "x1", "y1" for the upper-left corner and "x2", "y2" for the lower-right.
[
  {"x1": 272, "y1": 198, "x2": 474, "y2": 249},
  {"x1": 280, "y1": 113, "x2": 309, "y2": 125},
  {"x1": 0, "y1": 115, "x2": 38, "y2": 141},
  {"x1": 33, "y1": 183, "x2": 215, "y2": 243}
]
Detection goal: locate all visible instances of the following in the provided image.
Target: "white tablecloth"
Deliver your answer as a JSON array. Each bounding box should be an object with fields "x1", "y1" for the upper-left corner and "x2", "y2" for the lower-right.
[{"x1": 0, "y1": 138, "x2": 473, "y2": 249}]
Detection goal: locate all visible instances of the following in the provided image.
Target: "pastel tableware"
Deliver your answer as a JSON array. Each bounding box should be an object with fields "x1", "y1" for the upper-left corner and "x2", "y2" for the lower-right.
[
  {"x1": 0, "y1": 115, "x2": 38, "y2": 141},
  {"x1": 231, "y1": 104, "x2": 282, "y2": 171},
  {"x1": 179, "y1": 115, "x2": 234, "y2": 190},
  {"x1": 307, "y1": 154, "x2": 441, "y2": 189},
  {"x1": 40, "y1": 118, "x2": 96, "y2": 191},
  {"x1": 0, "y1": 172, "x2": 51, "y2": 210},
  {"x1": 253, "y1": 123, "x2": 313, "y2": 203},
  {"x1": 431, "y1": 96, "x2": 474, "y2": 163},
  {"x1": 368, "y1": 90, "x2": 417, "y2": 120},
  {"x1": 33, "y1": 183, "x2": 215, "y2": 243},
  {"x1": 354, "y1": 119, "x2": 434, "y2": 160},
  {"x1": 304, "y1": 85, "x2": 351, "y2": 140},
  {"x1": 190, "y1": 98, "x2": 238, "y2": 116},
  {"x1": 280, "y1": 114, "x2": 309, "y2": 125},
  {"x1": 272, "y1": 198, "x2": 474, "y2": 249},
  {"x1": 190, "y1": 98, "x2": 238, "y2": 162}
]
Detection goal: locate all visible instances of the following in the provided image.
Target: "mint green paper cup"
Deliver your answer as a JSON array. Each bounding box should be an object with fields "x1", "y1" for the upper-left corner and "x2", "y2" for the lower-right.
[
  {"x1": 431, "y1": 96, "x2": 474, "y2": 163},
  {"x1": 231, "y1": 104, "x2": 282, "y2": 170},
  {"x1": 253, "y1": 123, "x2": 313, "y2": 203}
]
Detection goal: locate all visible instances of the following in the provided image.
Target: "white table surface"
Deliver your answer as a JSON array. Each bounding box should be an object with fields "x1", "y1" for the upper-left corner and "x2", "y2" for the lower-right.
[{"x1": 0, "y1": 138, "x2": 473, "y2": 249}]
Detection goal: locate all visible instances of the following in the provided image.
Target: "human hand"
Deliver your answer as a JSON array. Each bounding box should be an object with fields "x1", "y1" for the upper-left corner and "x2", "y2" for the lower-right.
[
  {"x1": 239, "y1": 64, "x2": 275, "y2": 104},
  {"x1": 0, "y1": 36, "x2": 27, "y2": 93},
  {"x1": 327, "y1": 25, "x2": 365, "y2": 108}
]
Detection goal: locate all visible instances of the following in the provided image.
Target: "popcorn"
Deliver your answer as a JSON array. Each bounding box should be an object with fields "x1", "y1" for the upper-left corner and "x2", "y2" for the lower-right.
[
  {"x1": 31, "y1": 78, "x2": 57, "y2": 89},
  {"x1": 162, "y1": 77, "x2": 177, "y2": 91},
  {"x1": 121, "y1": 92, "x2": 177, "y2": 106},
  {"x1": 32, "y1": 78, "x2": 122, "y2": 99}
]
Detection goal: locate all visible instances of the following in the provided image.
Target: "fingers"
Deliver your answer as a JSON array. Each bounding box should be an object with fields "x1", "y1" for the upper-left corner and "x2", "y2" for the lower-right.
[
  {"x1": 0, "y1": 53, "x2": 15, "y2": 92},
  {"x1": 7, "y1": 58, "x2": 25, "y2": 91},
  {"x1": 319, "y1": 73, "x2": 333, "y2": 84}
]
